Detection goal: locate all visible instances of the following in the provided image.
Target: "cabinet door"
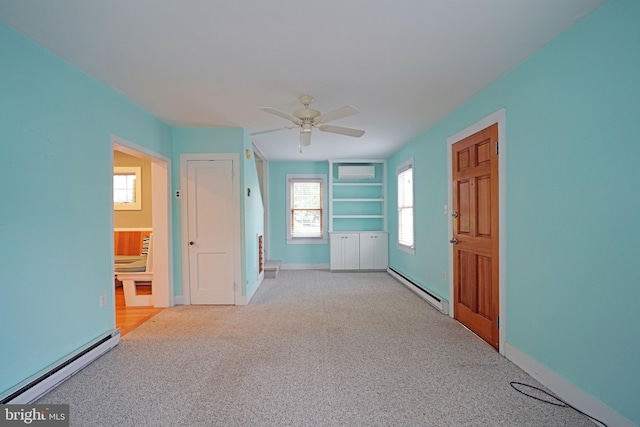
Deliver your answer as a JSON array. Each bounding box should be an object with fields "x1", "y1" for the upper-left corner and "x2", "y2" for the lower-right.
[
  {"x1": 360, "y1": 232, "x2": 388, "y2": 270},
  {"x1": 343, "y1": 234, "x2": 360, "y2": 269},
  {"x1": 373, "y1": 233, "x2": 389, "y2": 270},
  {"x1": 359, "y1": 233, "x2": 375, "y2": 269},
  {"x1": 330, "y1": 233, "x2": 345, "y2": 270}
]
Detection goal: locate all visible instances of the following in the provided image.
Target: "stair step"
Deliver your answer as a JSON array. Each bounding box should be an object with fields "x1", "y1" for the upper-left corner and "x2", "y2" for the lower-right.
[{"x1": 264, "y1": 260, "x2": 281, "y2": 278}]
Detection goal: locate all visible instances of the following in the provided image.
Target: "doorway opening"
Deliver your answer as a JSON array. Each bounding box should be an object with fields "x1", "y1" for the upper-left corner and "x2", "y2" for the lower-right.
[{"x1": 112, "y1": 136, "x2": 172, "y2": 335}]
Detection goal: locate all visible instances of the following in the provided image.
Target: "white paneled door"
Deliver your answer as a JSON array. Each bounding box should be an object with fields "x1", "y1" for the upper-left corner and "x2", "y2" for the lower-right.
[{"x1": 187, "y1": 160, "x2": 235, "y2": 305}]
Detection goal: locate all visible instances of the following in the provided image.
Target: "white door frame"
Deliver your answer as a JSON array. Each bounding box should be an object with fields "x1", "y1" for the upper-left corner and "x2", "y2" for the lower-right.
[
  {"x1": 253, "y1": 143, "x2": 269, "y2": 262},
  {"x1": 446, "y1": 109, "x2": 506, "y2": 355},
  {"x1": 112, "y1": 135, "x2": 173, "y2": 308},
  {"x1": 180, "y1": 153, "x2": 242, "y2": 305}
]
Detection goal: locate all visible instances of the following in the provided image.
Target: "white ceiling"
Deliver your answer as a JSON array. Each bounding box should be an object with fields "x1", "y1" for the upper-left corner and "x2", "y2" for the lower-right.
[{"x1": 0, "y1": 0, "x2": 605, "y2": 161}]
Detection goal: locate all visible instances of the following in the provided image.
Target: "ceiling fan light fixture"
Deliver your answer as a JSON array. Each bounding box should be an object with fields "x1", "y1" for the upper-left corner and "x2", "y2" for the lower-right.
[{"x1": 301, "y1": 123, "x2": 313, "y2": 133}]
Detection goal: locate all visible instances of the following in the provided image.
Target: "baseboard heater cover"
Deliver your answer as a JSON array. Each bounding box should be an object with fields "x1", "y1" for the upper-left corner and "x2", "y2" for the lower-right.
[
  {"x1": 1, "y1": 329, "x2": 120, "y2": 404},
  {"x1": 387, "y1": 267, "x2": 449, "y2": 315}
]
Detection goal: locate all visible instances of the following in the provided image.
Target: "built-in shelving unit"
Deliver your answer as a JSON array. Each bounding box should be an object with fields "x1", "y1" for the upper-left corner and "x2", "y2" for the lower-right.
[{"x1": 328, "y1": 160, "x2": 387, "y2": 232}]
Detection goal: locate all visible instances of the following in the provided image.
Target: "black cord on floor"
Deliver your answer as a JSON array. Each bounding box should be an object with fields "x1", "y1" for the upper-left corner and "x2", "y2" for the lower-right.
[{"x1": 509, "y1": 382, "x2": 607, "y2": 427}]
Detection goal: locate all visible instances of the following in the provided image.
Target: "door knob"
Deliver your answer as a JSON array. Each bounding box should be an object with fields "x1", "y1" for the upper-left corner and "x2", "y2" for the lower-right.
[
  {"x1": 189, "y1": 241, "x2": 194, "y2": 246},
  {"x1": 449, "y1": 238, "x2": 458, "y2": 244},
  {"x1": 451, "y1": 211, "x2": 459, "y2": 218}
]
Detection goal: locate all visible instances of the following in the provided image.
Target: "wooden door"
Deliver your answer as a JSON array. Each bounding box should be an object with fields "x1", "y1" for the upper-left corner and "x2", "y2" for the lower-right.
[
  {"x1": 452, "y1": 124, "x2": 499, "y2": 349},
  {"x1": 187, "y1": 160, "x2": 235, "y2": 305}
]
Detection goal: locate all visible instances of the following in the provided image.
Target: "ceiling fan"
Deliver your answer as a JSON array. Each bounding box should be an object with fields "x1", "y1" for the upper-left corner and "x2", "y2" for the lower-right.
[{"x1": 251, "y1": 95, "x2": 365, "y2": 150}]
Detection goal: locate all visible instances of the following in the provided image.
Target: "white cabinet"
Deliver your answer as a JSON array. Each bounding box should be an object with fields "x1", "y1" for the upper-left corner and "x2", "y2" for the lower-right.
[
  {"x1": 359, "y1": 232, "x2": 389, "y2": 270},
  {"x1": 330, "y1": 232, "x2": 388, "y2": 271},
  {"x1": 330, "y1": 233, "x2": 360, "y2": 270}
]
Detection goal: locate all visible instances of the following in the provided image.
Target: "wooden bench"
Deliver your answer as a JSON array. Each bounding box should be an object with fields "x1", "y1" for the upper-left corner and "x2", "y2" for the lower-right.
[{"x1": 115, "y1": 234, "x2": 153, "y2": 307}]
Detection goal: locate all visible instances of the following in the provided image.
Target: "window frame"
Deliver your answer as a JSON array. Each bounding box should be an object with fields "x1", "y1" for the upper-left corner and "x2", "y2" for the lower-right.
[
  {"x1": 286, "y1": 174, "x2": 328, "y2": 244},
  {"x1": 396, "y1": 158, "x2": 415, "y2": 254},
  {"x1": 113, "y1": 166, "x2": 142, "y2": 211}
]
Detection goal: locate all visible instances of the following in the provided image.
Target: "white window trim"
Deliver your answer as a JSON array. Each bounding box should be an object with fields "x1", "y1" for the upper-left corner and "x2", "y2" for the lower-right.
[
  {"x1": 286, "y1": 174, "x2": 328, "y2": 245},
  {"x1": 396, "y1": 158, "x2": 415, "y2": 254},
  {"x1": 114, "y1": 166, "x2": 142, "y2": 210}
]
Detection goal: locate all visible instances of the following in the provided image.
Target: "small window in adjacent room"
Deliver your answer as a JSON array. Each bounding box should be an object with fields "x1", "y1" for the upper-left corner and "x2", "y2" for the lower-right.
[
  {"x1": 286, "y1": 174, "x2": 327, "y2": 244},
  {"x1": 397, "y1": 158, "x2": 414, "y2": 254},
  {"x1": 114, "y1": 166, "x2": 141, "y2": 210}
]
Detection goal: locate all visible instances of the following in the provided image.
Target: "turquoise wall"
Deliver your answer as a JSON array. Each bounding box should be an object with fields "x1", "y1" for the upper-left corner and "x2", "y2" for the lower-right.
[
  {"x1": 0, "y1": 22, "x2": 172, "y2": 395},
  {"x1": 387, "y1": 0, "x2": 640, "y2": 423},
  {"x1": 268, "y1": 162, "x2": 330, "y2": 265}
]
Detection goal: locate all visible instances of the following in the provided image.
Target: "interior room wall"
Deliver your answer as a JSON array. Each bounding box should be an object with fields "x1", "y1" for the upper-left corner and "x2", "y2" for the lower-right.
[
  {"x1": 267, "y1": 161, "x2": 330, "y2": 268},
  {"x1": 386, "y1": 0, "x2": 640, "y2": 423},
  {"x1": 0, "y1": 21, "x2": 172, "y2": 397},
  {"x1": 113, "y1": 150, "x2": 153, "y2": 229}
]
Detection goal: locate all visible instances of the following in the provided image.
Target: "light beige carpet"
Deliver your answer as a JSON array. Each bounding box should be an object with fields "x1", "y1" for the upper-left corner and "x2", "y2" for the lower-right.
[{"x1": 38, "y1": 270, "x2": 594, "y2": 426}]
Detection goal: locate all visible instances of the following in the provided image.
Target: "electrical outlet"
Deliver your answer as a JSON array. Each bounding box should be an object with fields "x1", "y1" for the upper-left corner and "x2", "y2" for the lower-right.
[
  {"x1": 443, "y1": 204, "x2": 448, "y2": 215},
  {"x1": 442, "y1": 271, "x2": 446, "y2": 281},
  {"x1": 99, "y1": 294, "x2": 106, "y2": 308}
]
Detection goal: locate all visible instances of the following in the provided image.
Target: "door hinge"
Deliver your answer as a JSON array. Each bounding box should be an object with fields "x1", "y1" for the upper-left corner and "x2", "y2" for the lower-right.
[
  {"x1": 496, "y1": 141, "x2": 499, "y2": 155},
  {"x1": 497, "y1": 316, "x2": 500, "y2": 329}
]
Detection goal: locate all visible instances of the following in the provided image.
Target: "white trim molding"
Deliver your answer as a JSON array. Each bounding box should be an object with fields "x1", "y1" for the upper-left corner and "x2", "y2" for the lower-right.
[
  {"x1": 506, "y1": 343, "x2": 634, "y2": 427},
  {"x1": 446, "y1": 109, "x2": 506, "y2": 354},
  {"x1": 281, "y1": 263, "x2": 330, "y2": 270},
  {"x1": 285, "y1": 174, "x2": 328, "y2": 244},
  {"x1": 2, "y1": 330, "x2": 119, "y2": 404},
  {"x1": 179, "y1": 153, "x2": 242, "y2": 306}
]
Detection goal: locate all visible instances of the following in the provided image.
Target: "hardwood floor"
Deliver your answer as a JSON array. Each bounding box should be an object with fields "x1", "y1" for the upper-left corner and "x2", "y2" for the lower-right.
[{"x1": 115, "y1": 284, "x2": 164, "y2": 336}]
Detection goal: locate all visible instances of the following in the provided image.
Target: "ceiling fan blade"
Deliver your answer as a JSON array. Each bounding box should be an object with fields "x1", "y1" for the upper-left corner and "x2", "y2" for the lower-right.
[
  {"x1": 300, "y1": 131, "x2": 312, "y2": 146},
  {"x1": 316, "y1": 105, "x2": 360, "y2": 123},
  {"x1": 250, "y1": 127, "x2": 290, "y2": 136},
  {"x1": 260, "y1": 107, "x2": 301, "y2": 124},
  {"x1": 318, "y1": 125, "x2": 365, "y2": 138}
]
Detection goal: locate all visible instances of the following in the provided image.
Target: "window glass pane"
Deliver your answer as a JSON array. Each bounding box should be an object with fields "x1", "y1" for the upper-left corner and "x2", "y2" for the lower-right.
[
  {"x1": 114, "y1": 174, "x2": 136, "y2": 203},
  {"x1": 290, "y1": 180, "x2": 323, "y2": 238},
  {"x1": 397, "y1": 164, "x2": 414, "y2": 248},
  {"x1": 292, "y1": 182, "x2": 321, "y2": 208},
  {"x1": 292, "y1": 209, "x2": 322, "y2": 236}
]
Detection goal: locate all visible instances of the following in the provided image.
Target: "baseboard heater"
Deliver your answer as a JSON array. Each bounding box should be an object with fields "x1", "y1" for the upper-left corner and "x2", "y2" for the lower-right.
[
  {"x1": 387, "y1": 267, "x2": 449, "y2": 315},
  {"x1": 1, "y1": 329, "x2": 120, "y2": 404}
]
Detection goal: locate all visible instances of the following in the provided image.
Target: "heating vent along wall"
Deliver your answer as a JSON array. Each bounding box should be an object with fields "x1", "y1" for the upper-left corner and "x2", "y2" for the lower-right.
[
  {"x1": 337, "y1": 165, "x2": 375, "y2": 180},
  {"x1": 387, "y1": 267, "x2": 449, "y2": 314}
]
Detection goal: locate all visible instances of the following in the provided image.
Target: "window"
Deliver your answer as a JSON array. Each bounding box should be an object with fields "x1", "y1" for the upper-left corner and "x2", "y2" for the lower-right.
[
  {"x1": 397, "y1": 159, "x2": 414, "y2": 253},
  {"x1": 114, "y1": 166, "x2": 141, "y2": 210},
  {"x1": 286, "y1": 174, "x2": 327, "y2": 244}
]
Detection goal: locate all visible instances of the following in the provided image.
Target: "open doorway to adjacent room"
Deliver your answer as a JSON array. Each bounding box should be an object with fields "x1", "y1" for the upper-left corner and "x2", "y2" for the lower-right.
[{"x1": 112, "y1": 137, "x2": 172, "y2": 336}]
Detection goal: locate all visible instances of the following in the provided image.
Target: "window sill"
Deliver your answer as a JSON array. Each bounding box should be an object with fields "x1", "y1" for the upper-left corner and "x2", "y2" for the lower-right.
[
  {"x1": 287, "y1": 237, "x2": 328, "y2": 245},
  {"x1": 397, "y1": 243, "x2": 415, "y2": 255}
]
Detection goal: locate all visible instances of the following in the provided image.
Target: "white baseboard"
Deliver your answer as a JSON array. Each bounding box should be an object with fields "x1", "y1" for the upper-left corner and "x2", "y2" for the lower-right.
[
  {"x1": 505, "y1": 342, "x2": 634, "y2": 427},
  {"x1": 245, "y1": 273, "x2": 264, "y2": 304},
  {"x1": 173, "y1": 295, "x2": 185, "y2": 305},
  {"x1": 281, "y1": 263, "x2": 330, "y2": 270},
  {"x1": 2, "y1": 330, "x2": 120, "y2": 404},
  {"x1": 387, "y1": 268, "x2": 449, "y2": 314}
]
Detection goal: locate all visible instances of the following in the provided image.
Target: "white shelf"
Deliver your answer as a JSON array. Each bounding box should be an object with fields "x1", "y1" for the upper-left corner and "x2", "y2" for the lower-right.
[
  {"x1": 332, "y1": 182, "x2": 383, "y2": 186},
  {"x1": 333, "y1": 198, "x2": 384, "y2": 202},
  {"x1": 329, "y1": 160, "x2": 387, "y2": 233},
  {"x1": 333, "y1": 215, "x2": 385, "y2": 219}
]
